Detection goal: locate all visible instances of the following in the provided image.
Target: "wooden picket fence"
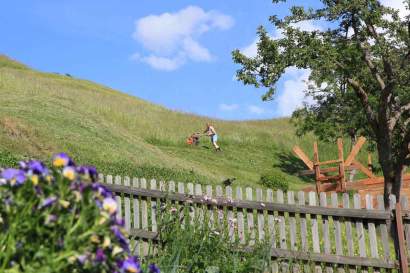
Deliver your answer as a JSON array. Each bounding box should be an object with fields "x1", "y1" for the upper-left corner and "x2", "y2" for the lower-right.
[{"x1": 98, "y1": 174, "x2": 410, "y2": 273}]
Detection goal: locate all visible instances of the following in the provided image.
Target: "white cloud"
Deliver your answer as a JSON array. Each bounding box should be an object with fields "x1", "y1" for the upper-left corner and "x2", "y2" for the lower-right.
[
  {"x1": 248, "y1": 105, "x2": 266, "y2": 115},
  {"x1": 380, "y1": 0, "x2": 409, "y2": 18},
  {"x1": 275, "y1": 67, "x2": 313, "y2": 117},
  {"x1": 219, "y1": 103, "x2": 239, "y2": 111},
  {"x1": 132, "y1": 6, "x2": 234, "y2": 70}
]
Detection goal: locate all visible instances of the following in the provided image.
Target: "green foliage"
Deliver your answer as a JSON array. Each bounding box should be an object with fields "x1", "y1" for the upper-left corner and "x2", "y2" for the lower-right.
[
  {"x1": 0, "y1": 150, "x2": 20, "y2": 168},
  {"x1": 259, "y1": 170, "x2": 289, "y2": 191},
  {"x1": 149, "y1": 205, "x2": 272, "y2": 273}
]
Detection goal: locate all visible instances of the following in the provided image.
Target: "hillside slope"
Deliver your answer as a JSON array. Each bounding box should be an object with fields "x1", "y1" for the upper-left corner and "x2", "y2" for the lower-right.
[{"x1": 0, "y1": 55, "x2": 343, "y2": 189}]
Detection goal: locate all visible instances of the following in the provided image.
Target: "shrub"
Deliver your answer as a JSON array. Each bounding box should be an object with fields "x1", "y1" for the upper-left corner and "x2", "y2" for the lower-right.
[
  {"x1": 0, "y1": 153, "x2": 159, "y2": 273},
  {"x1": 149, "y1": 204, "x2": 272, "y2": 273},
  {"x1": 259, "y1": 170, "x2": 289, "y2": 191}
]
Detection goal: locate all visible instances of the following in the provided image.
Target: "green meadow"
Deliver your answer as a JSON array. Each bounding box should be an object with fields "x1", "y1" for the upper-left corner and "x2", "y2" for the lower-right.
[{"x1": 0, "y1": 55, "x2": 374, "y2": 190}]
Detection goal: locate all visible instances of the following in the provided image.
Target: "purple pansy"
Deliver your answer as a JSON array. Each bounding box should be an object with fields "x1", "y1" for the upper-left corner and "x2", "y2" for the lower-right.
[
  {"x1": 52, "y1": 153, "x2": 74, "y2": 167},
  {"x1": 120, "y1": 257, "x2": 141, "y2": 273},
  {"x1": 77, "y1": 166, "x2": 98, "y2": 182},
  {"x1": 27, "y1": 160, "x2": 48, "y2": 175},
  {"x1": 92, "y1": 183, "x2": 112, "y2": 198},
  {"x1": 1, "y1": 168, "x2": 26, "y2": 186},
  {"x1": 40, "y1": 196, "x2": 57, "y2": 209},
  {"x1": 95, "y1": 248, "x2": 106, "y2": 262},
  {"x1": 111, "y1": 226, "x2": 129, "y2": 251},
  {"x1": 149, "y1": 263, "x2": 160, "y2": 273}
]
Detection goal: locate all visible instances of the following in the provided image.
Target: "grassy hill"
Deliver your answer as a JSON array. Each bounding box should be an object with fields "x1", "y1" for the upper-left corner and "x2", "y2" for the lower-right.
[{"x1": 0, "y1": 54, "x2": 361, "y2": 190}]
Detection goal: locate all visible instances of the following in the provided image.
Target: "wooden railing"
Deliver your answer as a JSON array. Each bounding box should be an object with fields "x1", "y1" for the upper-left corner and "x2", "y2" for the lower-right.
[{"x1": 99, "y1": 174, "x2": 410, "y2": 273}]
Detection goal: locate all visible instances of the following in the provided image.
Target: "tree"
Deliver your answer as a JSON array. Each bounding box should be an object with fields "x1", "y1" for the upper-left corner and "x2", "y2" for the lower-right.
[{"x1": 233, "y1": 0, "x2": 410, "y2": 208}]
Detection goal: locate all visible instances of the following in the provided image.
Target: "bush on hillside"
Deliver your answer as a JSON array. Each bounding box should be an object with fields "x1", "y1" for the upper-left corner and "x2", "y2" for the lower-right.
[
  {"x1": 0, "y1": 153, "x2": 159, "y2": 273},
  {"x1": 259, "y1": 170, "x2": 289, "y2": 191}
]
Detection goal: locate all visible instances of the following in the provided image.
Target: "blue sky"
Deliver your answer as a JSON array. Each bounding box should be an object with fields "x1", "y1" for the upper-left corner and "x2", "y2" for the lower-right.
[{"x1": 0, "y1": 0, "x2": 404, "y2": 120}]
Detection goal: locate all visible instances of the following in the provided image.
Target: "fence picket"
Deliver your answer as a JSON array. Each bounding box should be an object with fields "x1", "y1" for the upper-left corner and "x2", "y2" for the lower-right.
[
  {"x1": 376, "y1": 195, "x2": 390, "y2": 261},
  {"x1": 206, "y1": 185, "x2": 214, "y2": 228},
  {"x1": 267, "y1": 189, "x2": 278, "y2": 273},
  {"x1": 123, "y1": 176, "x2": 131, "y2": 231},
  {"x1": 187, "y1": 183, "x2": 195, "y2": 225},
  {"x1": 131, "y1": 177, "x2": 140, "y2": 256},
  {"x1": 226, "y1": 186, "x2": 235, "y2": 242},
  {"x1": 150, "y1": 180, "x2": 158, "y2": 233},
  {"x1": 353, "y1": 194, "x2": 368, "y2": 273},
  {"x1": 246, "y1": 187, "x2": 255, "y2": 245},
  {"x1": 298, "y1": 191, "x2": 310, "y2": 273},
  {"x1": 256, "y1": 188, "x2": 265, "y2": 242},
  {"x1": 236, "y1": 187, "x2": 245, "y2": 244},
  {"x1": 331, "y1": 193, "x2": 345, "y2": 273},
  {"x1": 401, "y1": 196, "x2": 410, "y2": 255},
  {"x1": 320, "y1": 192, "x2": 333, "y2": 273},
  {"x1": 114, "y1": 176, "x2": 123, "y2": 220},
  {"x1": 98, "y1": 173, "x2": 104, "y2": 183},
  {"x1": 365, "y1": 194, "x2": 379, "y2": 273},
  {"x1": 195, "y1": 184, "x2": 203, "y2": 224},
  {"x1": 267, "y1": 189, "x2": 277, "y2": 248},
  {"x1": 287, "y1": 191, "x2": 297, "y2": 251},
  {"x1": 216, "y1": 185, "x2": 224, "y2": 228},
  {"x1": 140, "y1": 178, "x2": 148, "y2": 256},
  {"x1": 342, "y1": 193, "x2": 356, "y2": 273},
  {"x1": 178, "y1": 182, "x2": 186, "y2": 228},
  {"x1": 277, "y1": 190, "x2": 289, "y2": 272},
  {"x1": 106, "y1": 175, "x2": 113, "y2": 184}
]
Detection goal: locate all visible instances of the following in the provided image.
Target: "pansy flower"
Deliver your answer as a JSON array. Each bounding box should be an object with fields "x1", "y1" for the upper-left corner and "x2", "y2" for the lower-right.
[
  {"x1": 102, "y1": 197, "x2": 117, "y2": 215},
  {"x1": 63, "y1": 166, "x2": 76, "y2": 181},
  {"x1": 149, "y1": 263, "x2": 160, "y2": 273},
  {"x1": 120, "y1": 257, "x2": 141, "y2": 273},
  {"x1": 1, "y1": 168, "x2": 26, "y2": 186},
  {"x1": 40, "y1": 196, "x2": 57, "y2": 209},
  {"x1": 52, "y1": 153, "x2": 74, "y2": 167}
]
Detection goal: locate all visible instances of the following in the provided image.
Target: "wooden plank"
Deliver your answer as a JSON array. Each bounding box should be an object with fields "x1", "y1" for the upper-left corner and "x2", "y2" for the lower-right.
[
  {"x1": 313, "y1": 142, "x2": 321, "y2": 193},
  {"x1": 102, "y1": 183, "x2": 393, "y2": 220},
  {"x1": 246, "y1": 187, "x2": 255, "y2": 245},
  {"x1": 178, "y1": 182, "x2": 186, "y2": 228},
  {"x1": 353, "y1": 194, "x2": 368, "y2": 273},
  {"x1": 150, "y1": 179, "x2": 158, "y2": 233},
  {"x1": 256, "y1": 188, "x2": 265, "y2": 241},
  {"x1": 293, "y1": 145, "x2": 314, "y2": 170},
  {"x1": 132, "y1": 178, "x2": 140, "y2": 230},
  {"x1": 299, "y1": 165, "x2": 356, "y2": 176},
  {"x1": 187, "y1": 183, "x2": 195, "y2": 225},
  {"x1": 106, "y1": 174, "x2": 113, "y2": 184},
  {"x1": 226, "y1": 186, "x2": 235, "y2": 242},
  {"x1": 395, "y1": 203, "x2": 409, "y2": 273},
  {"x1": 365, "y1": 195, "x2": 378, "y2": 258},
  {"x1": 266, "y1": 249, "x2": 397, "y2": 269},
  {"x1": 337, "y1": 138, "x2": 346, "y2": 192},
  {"x1": 206, "y1": 185, "x2": 214, "y2": 228},
  {"x1": 114, "y1": 175, "x2": 123, "y2": 219},
  {"x1": 131, "y1": 177, "x2": 140, "y2": 256},
  {"x1": 98, "y1": 173, "x2": 104, "y2": 183},
  {"x1": 365, "y1": 194, "x2": 379, "y2": 273},
  {"x1": 401, "y1": 196, "x2": 410, "y2": 254},
  {"x1": 123, "y1": 176, "x2": 132, "y2": 231},
  {"x1": 331, "y1": 193, "x2": 345, "y2": 273},
  {"x1": 195, "y1": 184, "x2": 203, "y2": 224},
  {"x1": 320, "y1": 192, "x2": 333, "y2": 273},
  {"x1": 277, "y1": 190, "x2": 287, "y2": 249},
  {"x1": 140, "y1": 178, "x2": 148, "y2": 256},
  {"x1": 288, "y1": 191, "x2": 297, "y2": 250},
  {"x1": 376, "y1": 195, "x2": 390, "y2": 261},
  {"x1": 309, "y1": 192, "x2": 320, "y2": 253},
  {"x1": 344, "y1": 136, "x2": 366, "y2": 166},
  {"x1": 318, "y1": 159, "x2": 342, "y2": 166},
  {"x1": 216, "y1": 185, "x2": 224, "y2": 228},
  {"x1": 236, "y1": 186, "x2": 245, "y2": 244},
  {"x1": 352, "y1": 160, "x2": 375, "y2": 178},
  {"x1": 298, "y1": 191, "x2": 308, "y2": 252},
  {"x1": 267, "y1": 189, "x2": 276, "y2": 248}
]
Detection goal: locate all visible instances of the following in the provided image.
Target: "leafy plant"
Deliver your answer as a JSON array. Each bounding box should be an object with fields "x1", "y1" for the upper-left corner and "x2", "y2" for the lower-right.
[
  {"x1": 148, "y1": 204, "x2": 272, "y2": 273},
  {"x1": 0, "y1": 154, "x2": 159, "y2": 273},
  {"x1": 259, "y1": 170, "x2": 289, "y2": 191}
]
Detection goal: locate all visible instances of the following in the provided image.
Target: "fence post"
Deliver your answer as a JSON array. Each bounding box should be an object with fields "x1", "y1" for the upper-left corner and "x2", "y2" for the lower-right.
[{"x1": 395, "y1": 203, "x2": 408, "y2": 273}]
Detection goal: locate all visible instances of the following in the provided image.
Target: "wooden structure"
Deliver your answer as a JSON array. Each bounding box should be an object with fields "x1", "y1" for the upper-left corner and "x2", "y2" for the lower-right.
[
  {"x1": 293, "y1": 137, "x2": 410, "y2": 197},
  {"x1": 99, "y1": 174, "x2": 410, "y2": 273}
]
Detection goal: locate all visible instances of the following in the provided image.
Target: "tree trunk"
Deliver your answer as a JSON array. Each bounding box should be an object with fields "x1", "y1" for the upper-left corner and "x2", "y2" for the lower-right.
[{"x1": 383, "y1": 165, "x2": 404, "y2": 210}]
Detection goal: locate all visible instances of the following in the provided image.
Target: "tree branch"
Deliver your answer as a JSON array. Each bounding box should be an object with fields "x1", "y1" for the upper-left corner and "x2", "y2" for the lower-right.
[{"x1": 346, "y1": 78, "x2": 378, "y2": 130}]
